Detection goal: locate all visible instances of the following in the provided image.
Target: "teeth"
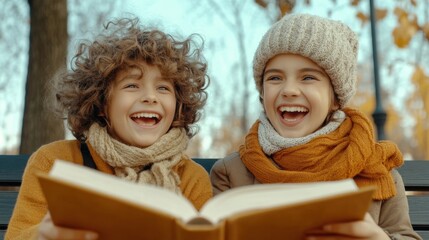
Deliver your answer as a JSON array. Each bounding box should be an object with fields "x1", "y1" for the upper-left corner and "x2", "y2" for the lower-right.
[
  {"x1": 131, "y1": 113, "x2": 160, "y2": 119},
  {"x1": 279, "y1": 106, "x2": 308, "y2": 113},
  {"x1": 284, "y1": 118, "x2": 298, "y2": 122}
]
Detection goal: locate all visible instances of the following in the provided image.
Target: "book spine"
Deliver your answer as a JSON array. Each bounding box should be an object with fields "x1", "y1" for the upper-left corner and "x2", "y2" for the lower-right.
[{"x1": 175, "y1": 220, "x2": 224, "y2": 240}]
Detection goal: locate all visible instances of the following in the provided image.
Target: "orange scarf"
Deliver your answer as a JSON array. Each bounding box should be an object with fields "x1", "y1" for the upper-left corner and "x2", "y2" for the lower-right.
[{"x1": 239, "y1": 108, "x2": 403, "y2": 200}]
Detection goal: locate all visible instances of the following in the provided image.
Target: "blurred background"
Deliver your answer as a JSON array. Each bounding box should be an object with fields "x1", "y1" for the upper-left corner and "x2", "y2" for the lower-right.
[{"x1": 1, "y1": 0, "x2": 428, "y2": 159}]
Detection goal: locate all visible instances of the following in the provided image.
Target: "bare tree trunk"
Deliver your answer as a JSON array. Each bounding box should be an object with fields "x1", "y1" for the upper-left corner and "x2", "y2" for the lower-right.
[
  {"x1": 233, "y1": 2, "x2": 250, "y2": 134},
  {"x1": 20, "y1": 0, "x2": 67, "y2": 154}
]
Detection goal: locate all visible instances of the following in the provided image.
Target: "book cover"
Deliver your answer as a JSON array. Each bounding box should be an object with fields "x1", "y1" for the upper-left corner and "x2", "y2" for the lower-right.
[{"x1": 38, "y1": 160, "x2": 375, "y2": 240}]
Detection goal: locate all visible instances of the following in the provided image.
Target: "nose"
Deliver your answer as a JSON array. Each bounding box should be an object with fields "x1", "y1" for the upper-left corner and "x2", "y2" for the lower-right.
[
  {"x1": 281, "y1": 81, "x2": 300, "y2": 97},
  {"x1": 140, "y1": 90, "x2": 158, "y2": 104}
]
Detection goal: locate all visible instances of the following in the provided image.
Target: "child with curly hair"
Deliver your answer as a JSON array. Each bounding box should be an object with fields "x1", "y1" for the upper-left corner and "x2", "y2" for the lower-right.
[
  {"x1": 6, "y1": 17, "x2": 211, "y2": 240},
  {"x1": 210, "y1": 13, "x2": 421, "y2": 239}
]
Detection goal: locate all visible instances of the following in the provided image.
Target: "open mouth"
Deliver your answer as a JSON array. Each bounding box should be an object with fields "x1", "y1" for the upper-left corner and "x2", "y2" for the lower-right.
[
  {"x1": 278, "y1": 106, "x2": 308, "y2": 122},
  {"x1": 130, "y1": 112, "x2": 161, "y2": 126}
]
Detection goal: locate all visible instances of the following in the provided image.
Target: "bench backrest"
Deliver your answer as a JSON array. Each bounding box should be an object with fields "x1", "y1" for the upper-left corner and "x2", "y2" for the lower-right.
[
  {"x1": 397, "y1": 160, "x2": 429, "y2": 239},
  {"x1": 1, "y1": 155, "x2": 428, "y2": 239}
]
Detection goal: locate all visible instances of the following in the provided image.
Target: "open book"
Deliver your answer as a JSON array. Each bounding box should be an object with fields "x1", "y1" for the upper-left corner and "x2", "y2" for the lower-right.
[{"x1": 38, "y1": 160, "x2": 375, "y2": 240}]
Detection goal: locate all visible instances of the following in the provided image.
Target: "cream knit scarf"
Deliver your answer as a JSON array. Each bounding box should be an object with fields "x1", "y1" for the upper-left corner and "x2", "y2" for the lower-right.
[
  {"x1": 87, "y1": 123, "x2": 188, "y2": 194},
  {"x1": 258, "y1": 110, "x2": 346, "y2": 155}
]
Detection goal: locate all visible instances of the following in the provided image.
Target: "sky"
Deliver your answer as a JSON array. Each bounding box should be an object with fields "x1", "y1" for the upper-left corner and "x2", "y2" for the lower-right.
[{"x1": 1, "y1": 0, "x2": 427, "y2": 156}]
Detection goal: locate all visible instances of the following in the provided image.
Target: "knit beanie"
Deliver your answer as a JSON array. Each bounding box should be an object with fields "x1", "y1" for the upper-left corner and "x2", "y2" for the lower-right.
[{"x1": 253, "y1": 13, "x2": 358, "y2": 108}]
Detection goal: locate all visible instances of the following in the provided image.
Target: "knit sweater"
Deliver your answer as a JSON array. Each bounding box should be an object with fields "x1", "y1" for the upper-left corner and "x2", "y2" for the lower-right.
[{"x1": 5, "y1": 140, "x2": 213, "y2": 240}]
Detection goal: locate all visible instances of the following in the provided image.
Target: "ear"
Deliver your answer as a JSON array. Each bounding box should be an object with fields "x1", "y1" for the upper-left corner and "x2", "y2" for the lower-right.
[
  {"x1": 100, "y1": 104, "x2": 110, "y2": 117},
  {"x1": 174, "y1": 102, "x2": 183, "y2": 121},
  {"x1": 330, "y1": 101, "x2": 340, "y2": 111},
  {"x1": 330, "y1": 90, "x2": 340, "y2": 111},
  {"x1": 259, "y1": 93, "x2": 264, "y2": 104}
]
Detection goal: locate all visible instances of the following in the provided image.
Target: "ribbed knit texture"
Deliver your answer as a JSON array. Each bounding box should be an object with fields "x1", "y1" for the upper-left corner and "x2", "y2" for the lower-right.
[
  {"x1": 258, "y1": 110, "x2": 345, "y2": 155},
  {"x1": 253, "y1": 13, "x2": 358, "y2": 108},
  {"x1": 239, "y1": 108, "x2": 403, "y2": 200},
  {"x1": 87, "y1": 124, "x2": 188, "y2": 194}
]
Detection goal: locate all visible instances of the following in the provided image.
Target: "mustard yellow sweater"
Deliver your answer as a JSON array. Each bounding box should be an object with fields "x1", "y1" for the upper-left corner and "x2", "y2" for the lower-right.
[{"x1": 5, "y1": 140, "x2": 213, "y2": 240}]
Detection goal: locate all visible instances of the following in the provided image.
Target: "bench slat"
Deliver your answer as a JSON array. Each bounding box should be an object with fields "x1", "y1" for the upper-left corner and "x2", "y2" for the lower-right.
[
  {"x1": 0, "y1": 191, "x2": 19, "y2": 229},
  {"x1": 0, "y1": 155, "x2": 29, "y2": 186},
  {"x1": 408, "y1": 195, "x2": 429, "y2": 229},
  {"x1": 192, "y1": 158, "x2": 217, "y2": 173},
  {"x1": 397, "y1": 160, "x2": 429, "y2": 191}
]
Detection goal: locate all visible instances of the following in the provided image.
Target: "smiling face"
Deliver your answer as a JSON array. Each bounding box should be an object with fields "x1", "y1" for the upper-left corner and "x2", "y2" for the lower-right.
[
  {"x1": 104, "y1": 61, "x2": 176, "y2": 148},
  {"x1": 262, "y1": 54, "x2": 338, "y2": 138}
]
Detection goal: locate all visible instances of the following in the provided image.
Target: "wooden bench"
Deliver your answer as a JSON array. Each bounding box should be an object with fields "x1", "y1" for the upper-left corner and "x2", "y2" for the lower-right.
[
  {"x1": 397, "y1": 160, "x2": 429, "y2": 239},
  {"x1": 1, "y1": 155, "x2": 428, "y2": 239}
]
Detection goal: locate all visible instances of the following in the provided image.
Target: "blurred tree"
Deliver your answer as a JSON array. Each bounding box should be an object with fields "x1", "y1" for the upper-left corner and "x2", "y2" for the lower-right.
[
  {"x1": 17, "y1": 0, "x2": 122, "y2": 154},
  {"x1": 369, "y1": 1, "x2": 429, "y2": 159},
  {"x1": 409, "y1": 67, "x2": 429, "y2": 159},
  {"x1": 20, "y1": 0, "x2": 67, "y2": 154},
  {"x1": 206, "y1": 0, "x2": 252, "y2": 135},
  {"x1": 0, "y1": 1, "x2": 28, "y2": 154},
  {"x1": 210, "y1": 104, "x2": 247, "y2": 156},
  {"x1": 3, "y1": 0, "x2": 428, "y2": 159},
  {"x1": 188, "y1": 0, "x2": 268, "y2": 157}
]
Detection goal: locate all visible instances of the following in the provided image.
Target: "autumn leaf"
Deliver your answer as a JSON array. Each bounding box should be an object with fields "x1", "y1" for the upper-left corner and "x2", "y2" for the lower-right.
[
  {"x1": 411, "y1": 66, "x2": 429, "y2": 98},
  {"x1": 410, "y1": 0, "x2": 417, "y2": 7},
  {"x1": 422, "y1": 22, "x2": 429, "y2": 41},
  {"x1": 411, "y1": 66, "x2": 425, "y2": 85},
  {"x1": 356, "y1": 11, "x2": 368, "y2": 26},
  {"x1": 255, "y1": 0, "x2": 268, "y2": 8},
  {"x1": 278, "y1": 0, "x2": 293, "y2": 17},
  {"x1": 351, "y1": 0, "x2": 360, "y2": 6},
  {"x1": 376, "y1": 9, "x2": 387, "y2": 21},
  {"x1": 392, "y1": 13, "x2": 418, "y2": 48},
  {"x1": 394, "y1": 7, "x2": 408, "y2": 23},
  {"x1": 409, "y1": 15, "x2": 420, "y2": 29},
  {"x1": 392, "y1": 27, "x2": 409, "y2": 48},
  {"x1": 356, "y1": 9, "x2": 386, "y2": 25}
]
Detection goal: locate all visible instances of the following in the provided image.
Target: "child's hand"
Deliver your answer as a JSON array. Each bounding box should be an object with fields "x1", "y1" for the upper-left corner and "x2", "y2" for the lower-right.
[
  {"x1": 305, "y1": 213, "x2": 390, "y2": 240},
  {"x1": 38, "y1": 212, "x2": 98, "y2": 240}
]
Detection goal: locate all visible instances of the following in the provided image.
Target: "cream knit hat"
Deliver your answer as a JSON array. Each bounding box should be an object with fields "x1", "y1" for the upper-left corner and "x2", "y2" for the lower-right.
[{"x1": 253, "y1": 13, "x2": 358, "y2": 108}]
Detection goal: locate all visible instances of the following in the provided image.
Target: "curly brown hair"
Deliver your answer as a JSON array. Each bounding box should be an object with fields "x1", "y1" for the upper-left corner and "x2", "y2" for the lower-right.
[{"x1": 55, "y1": 17, "x2": 209, "y2": 140}]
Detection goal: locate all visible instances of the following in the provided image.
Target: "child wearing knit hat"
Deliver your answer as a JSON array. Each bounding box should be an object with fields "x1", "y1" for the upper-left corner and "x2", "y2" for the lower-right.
[
  {"x1": 211, "y1": 13, "x2": 421, "y2": 239},
  {"x1": 6, "y1": 17, "x2": 212, "y2": 240}
]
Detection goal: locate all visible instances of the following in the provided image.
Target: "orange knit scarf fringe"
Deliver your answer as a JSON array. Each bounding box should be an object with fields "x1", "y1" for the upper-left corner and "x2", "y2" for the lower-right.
[{"x1": 239, "y1": 108, "x2": 403, "y2": 200}]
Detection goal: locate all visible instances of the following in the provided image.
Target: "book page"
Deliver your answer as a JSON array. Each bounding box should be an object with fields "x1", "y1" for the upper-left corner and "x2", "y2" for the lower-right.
[
  {"x1": 200, "y1": 179, "x2": 358, "y2": 223},
  {"x1": 49, "y1": 160, "x2": 198, "y2": 222}
]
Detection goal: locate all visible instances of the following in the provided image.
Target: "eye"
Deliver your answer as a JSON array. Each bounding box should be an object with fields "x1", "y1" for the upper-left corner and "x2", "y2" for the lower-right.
[
  {"x1": 124, "y1": 84, "x2": 139, "y2": 89},
  {"x1": 156, "y1": 79, "x2": 174, "y2": 92},
  {"x1": 265, "y1": 75, "x2": 282, "y2": 81},
  {"x1": 157, "y1": 85, "x2": 173, "y2": 92},
  {"x1": 302, "y1": 75, "x2": 317, "y2": 81}
]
